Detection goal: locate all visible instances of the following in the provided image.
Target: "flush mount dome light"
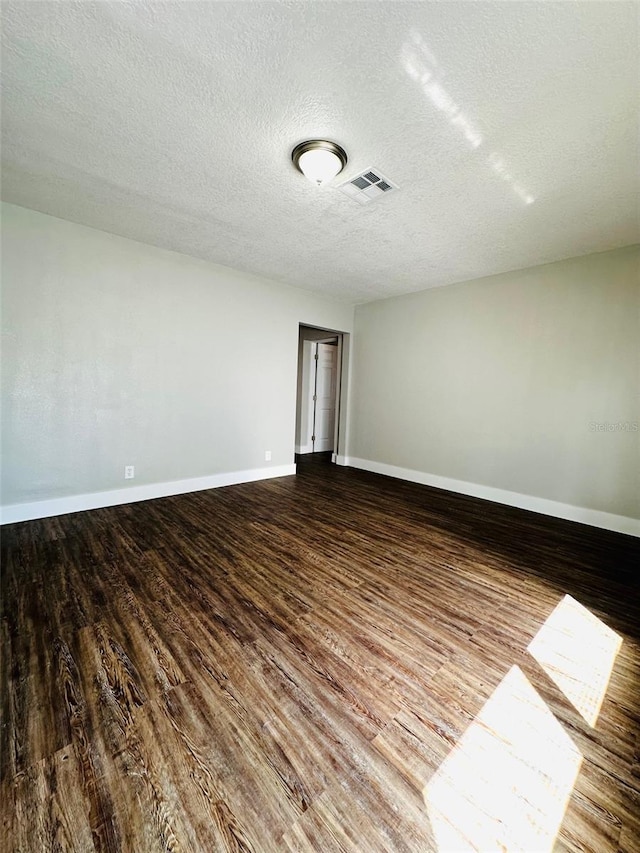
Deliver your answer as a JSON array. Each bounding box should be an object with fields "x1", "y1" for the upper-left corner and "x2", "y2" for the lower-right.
[{"x1": 291, "y1": 139, "x2": 348, "y2": 187}]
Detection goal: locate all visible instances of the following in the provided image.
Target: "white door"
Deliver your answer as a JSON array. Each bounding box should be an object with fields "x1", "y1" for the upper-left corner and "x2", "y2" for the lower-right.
[{"x1": 314, "y1": 343, "x2": 337, "y2": 452}]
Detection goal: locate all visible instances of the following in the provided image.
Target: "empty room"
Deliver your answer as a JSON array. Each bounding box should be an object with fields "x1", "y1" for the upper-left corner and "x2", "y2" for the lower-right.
[{"x1": 1, "y1": 2, "x2": 639, "y2": 852}]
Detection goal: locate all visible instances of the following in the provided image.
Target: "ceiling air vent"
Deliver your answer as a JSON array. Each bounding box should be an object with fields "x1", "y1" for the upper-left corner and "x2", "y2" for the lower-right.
[{"x1": 338, "y1": 169, "x2": 398, "y2": 204}]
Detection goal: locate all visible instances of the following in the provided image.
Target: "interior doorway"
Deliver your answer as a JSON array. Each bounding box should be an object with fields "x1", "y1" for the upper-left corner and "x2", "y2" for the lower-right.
[{"x1": 295, "y1": 325, "x2": 345, "y2": 459}]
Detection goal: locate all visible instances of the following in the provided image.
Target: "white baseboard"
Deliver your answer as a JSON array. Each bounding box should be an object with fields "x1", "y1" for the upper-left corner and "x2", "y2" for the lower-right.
[
  {"x1": 295, "y1": 444, "x2": 313, "y2": 455},
  {"x1": 0, "y1": 464, "x2": 297, "y2": 524},
  {"x1": 341, "y1": 456, "x2": 640, "y2": 537}
]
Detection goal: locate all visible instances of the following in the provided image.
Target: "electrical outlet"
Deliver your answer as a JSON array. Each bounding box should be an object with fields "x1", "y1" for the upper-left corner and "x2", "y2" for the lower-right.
[
  {"x1": 124, "y1": 465, "x2": 135, "y2": 480},
  {"x1": 264, "y1": 450, "x2": 271, "y2": 461}
]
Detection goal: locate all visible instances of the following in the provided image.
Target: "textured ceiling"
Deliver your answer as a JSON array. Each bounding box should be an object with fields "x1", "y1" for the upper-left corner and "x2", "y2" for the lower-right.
[{"x1": 2, "y1": 1, "x2": 638, "y2": 303}]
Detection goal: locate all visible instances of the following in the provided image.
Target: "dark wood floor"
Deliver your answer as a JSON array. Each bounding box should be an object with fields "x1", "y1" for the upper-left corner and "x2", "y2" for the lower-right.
[{"x1": 2, "y1": 456, "x2": 639, "y2": 852}]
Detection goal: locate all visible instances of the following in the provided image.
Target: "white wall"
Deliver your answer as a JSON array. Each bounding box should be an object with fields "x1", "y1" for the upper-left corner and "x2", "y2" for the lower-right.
[
  {"x1": 349, "y1": 246, "x2": 640, "y2": 529},
  {"x1": 3, "y1": 202, "x2": 637, "y2": 532},
  {"x1": 295, "y1": 340, "x2": 315, "y2": 453},
  {"x1": 1, "y1": 203, "x2": 354, "y2": 518}
]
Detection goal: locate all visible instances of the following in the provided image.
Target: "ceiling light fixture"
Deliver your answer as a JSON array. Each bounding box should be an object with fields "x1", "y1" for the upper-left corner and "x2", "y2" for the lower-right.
[{"x1": 291, "y1": 139, "x2": 348, "y2": 187}]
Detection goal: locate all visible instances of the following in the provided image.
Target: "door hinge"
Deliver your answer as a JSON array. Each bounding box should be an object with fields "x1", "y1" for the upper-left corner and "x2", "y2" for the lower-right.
[
  {"x1": 311, "y1": 435, "x2": 315, "y2": 442},
  {"x1": 313, "y1": 395, "x2": 317, "y2": 402},
  {"x1": 314, "y1": 353, "x2": 318, "y2": 360}
]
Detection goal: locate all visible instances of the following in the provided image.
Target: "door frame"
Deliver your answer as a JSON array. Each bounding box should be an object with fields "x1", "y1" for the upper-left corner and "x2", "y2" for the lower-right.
[{"x1": 295, "y1": 325, "x2": 347, "y2": 460}]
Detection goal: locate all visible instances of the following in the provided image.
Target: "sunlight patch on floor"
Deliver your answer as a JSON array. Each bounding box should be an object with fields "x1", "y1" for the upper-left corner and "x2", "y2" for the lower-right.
[
  {"x1": 424, "y1": 665, "x2": 583, "y2": 852},
  {"x1": 528, "y1": 594, "x2": 622, "y2": 727}
]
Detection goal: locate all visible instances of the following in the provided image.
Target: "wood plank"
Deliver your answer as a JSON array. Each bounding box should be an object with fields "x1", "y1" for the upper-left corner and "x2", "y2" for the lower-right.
[{"x1": 1, "y1": 455, "x2": 638, "y2": 851}]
